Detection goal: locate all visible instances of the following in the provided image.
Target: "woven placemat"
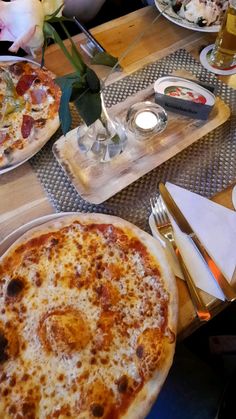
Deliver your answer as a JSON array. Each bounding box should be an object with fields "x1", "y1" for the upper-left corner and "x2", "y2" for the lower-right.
[{"x1": 30, "y1": 49, "x2": 236, "y2": 232}]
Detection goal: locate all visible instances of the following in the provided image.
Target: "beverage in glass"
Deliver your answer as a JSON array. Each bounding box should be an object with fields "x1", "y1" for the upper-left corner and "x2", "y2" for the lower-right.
[{"x1": 210, "y1": 0, "x2": 236, "y2": 69}]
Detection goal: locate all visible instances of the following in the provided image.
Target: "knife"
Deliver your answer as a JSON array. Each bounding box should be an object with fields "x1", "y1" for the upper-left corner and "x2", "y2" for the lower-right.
[
  {"x1": 159, "y1": 183, "x2": 236, "y2": 302},
  {"x1": 73, "y1": 17, "x2": 105, "y2": 54}
]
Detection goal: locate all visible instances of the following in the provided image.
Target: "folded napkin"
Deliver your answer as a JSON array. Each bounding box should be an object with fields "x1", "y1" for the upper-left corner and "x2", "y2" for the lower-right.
[{"x1": 149, "y1": 182, "x2": 236, "y2": 301}]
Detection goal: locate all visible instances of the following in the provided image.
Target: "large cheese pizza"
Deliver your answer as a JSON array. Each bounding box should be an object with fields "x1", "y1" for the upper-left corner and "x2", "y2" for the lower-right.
[
  {"x1": 0, "y1": 214, "x2": 178, "y2": 419},
  {"x1": 0, "y1": 59, "x2": 61, "y2": 171}
]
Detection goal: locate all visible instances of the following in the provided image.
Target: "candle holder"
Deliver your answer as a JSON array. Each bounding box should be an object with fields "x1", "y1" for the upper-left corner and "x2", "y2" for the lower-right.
[{"x1": 126, "y1": 101, "x2": 168, "y2": 140}]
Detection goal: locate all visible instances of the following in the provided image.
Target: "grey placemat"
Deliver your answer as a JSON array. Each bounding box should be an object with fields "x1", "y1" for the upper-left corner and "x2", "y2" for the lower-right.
[{"x1": 30, "y1": 49, "x2": 236, "y2": 232}]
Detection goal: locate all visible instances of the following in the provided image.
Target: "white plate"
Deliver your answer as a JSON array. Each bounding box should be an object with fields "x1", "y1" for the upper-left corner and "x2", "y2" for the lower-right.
[
  {"x1": 232, "y1": 185, "x2": 236, "y2": 211},
  {"x1": 0, "y1": 55, "x2": 60, "y2": 175},
  {"x1": 0, "y1": 212, "x2": 77, "y2": 257},
  {"x1": 154, "y1": 0, "x2": 220, "y2": 33}
]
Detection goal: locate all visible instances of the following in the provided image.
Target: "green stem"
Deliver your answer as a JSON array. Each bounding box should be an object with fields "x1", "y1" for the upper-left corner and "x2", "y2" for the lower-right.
[
  {"x1": 40, "y1": 38, "x2": 47, "y2": 68},
  {"x1": 43, "y1": 22, "x2": 79, "y2": 73},
  {"x1": 59, "y1": 21, "x2": 86, "y2": 74}
]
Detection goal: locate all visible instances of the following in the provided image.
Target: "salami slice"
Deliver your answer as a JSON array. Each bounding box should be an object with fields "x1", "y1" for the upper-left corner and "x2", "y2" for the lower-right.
[
  {"x1": 30, "y1": 88, "x2": 47, "y2": 105},
  {"x1": 16, "y1": 74, "x2": 37, "y2": 96},
  {"x1": 21, "y1": 115, "x2": 34, "y2": 139}
]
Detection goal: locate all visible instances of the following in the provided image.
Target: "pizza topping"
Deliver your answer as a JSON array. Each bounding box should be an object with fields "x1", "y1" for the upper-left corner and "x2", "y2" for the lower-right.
[
  {"x1": 0, "y1": 322, "x2": 19, "y2": 365},
  {"x1": 116, "y1": 375, "x2": 128, "y2": 393},
  {"x1": 9, "y1": 62, "x2": 24, "y2": 76},
  {"x1": 6, "y1": 278, "x2": 24, "y2": 297},
  {"x1": 0, "y1": 130, "x2": 9, "y2": 145},
  {"x1": 136, "y1": 345, "x2": 144, "y2": 359},
  {"x1": 16, "y1": 74, "x2": 37, "y2": 96},
  {"x1": 95, "y1": 282, "x2": 120, "y2": 309},
  {"x1": 91, "y1": 403, "x2": 104, "y2": 417},
  {"x1": 30, "y1": 88, "x2": 47, "y2": 105},
  {"x1": 39, "y1": 309, "x2": 91, "y2": 355},
  {"x1": 4, "y1": 146, "x2": 13, "y2": 156},
  {"x1": 79, "y1": 379, "x2": 115, "y2": 418},
  {"x1": 34, "y1": 118, "x2": 46, "y2": 128},
  {"x1": 0, "y1": 331, "x2": 8, "y2": 363},
  {"x1": 21, "y1": 114, "x2": 34, "y2": 139},
  {"x1": 137, "y1": 328, "x2": 164, "y2": 378}
]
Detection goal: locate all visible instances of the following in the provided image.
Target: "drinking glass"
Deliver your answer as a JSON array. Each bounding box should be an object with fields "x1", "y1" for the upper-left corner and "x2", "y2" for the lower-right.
[{"x1": 209, "y1": 0, "x2": 236, "y2": 69}]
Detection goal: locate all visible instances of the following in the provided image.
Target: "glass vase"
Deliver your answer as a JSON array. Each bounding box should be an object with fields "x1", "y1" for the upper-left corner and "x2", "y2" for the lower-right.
[{"x1": 77, "y1": 94, "x2": 127, "y2": 163}]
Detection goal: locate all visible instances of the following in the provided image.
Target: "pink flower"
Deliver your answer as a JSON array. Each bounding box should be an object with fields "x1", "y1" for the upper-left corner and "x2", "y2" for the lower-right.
[{"x1": 0, "y1": 0, "x2": 64, "y2": 55}]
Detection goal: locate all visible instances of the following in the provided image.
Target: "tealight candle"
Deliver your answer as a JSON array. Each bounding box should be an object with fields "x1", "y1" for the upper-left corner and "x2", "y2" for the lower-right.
[
  {"x1": 135, "y1": 111, "x2": 158, "y2": 131},
  {"x1": 126, "y1": 101, "x2": 168, "y2": 140}
]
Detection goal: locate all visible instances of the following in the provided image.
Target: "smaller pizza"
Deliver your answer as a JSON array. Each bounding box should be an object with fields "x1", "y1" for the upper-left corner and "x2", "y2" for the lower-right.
[{"x1": 0, "y1": 60, "x2": 61, "y2": 171}]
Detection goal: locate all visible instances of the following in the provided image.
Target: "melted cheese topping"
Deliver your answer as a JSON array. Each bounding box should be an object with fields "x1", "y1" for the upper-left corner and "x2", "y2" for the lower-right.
[{"x1": 0, "y1": 221, "x2": 173, "y2": 419}]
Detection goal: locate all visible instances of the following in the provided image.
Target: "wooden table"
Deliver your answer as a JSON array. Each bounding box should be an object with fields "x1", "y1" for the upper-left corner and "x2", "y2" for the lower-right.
[{"x1": 0, "y1": 6, "x2": 235, "y2": 338}]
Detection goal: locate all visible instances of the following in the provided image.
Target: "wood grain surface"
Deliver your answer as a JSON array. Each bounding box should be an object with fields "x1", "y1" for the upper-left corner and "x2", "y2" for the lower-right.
[{"x1": 0, "y1": 6, "x2": 235, "y2": 337}]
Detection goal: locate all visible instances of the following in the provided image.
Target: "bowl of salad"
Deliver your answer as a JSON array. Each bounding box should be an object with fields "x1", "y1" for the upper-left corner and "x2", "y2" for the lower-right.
[{"x1": 154, "y1": 0, "x2": 228, "y2": 32}]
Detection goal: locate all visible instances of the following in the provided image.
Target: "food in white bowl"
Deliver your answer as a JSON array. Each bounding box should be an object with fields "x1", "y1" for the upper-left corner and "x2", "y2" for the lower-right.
[{"x1": 165, "y1": 0, "x2": 228, "y2": 27}]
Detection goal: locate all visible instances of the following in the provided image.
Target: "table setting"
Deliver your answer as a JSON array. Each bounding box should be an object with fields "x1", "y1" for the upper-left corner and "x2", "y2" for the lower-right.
[
  {"x1": 150, "y1": 182, "x2": 236, "y2": 301},
  {"x1": 0, "y1": 0, "x2": 235, "y2": 418}
]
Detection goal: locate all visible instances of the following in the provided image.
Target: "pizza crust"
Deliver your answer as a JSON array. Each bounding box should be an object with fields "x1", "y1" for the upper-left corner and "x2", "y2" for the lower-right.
[
  {"x1": 0, "y1": 213, "x2": 178, "y2": 418},
  {"x1": 2, "y1": 114, "x2": 60, "y2": 170}
]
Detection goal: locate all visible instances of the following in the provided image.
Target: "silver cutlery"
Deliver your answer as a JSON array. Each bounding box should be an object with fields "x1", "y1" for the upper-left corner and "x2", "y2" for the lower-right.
[
  {"x1": 150, "y1": 196, "x2": 211, "y2": 321},
  {"x1": 159, "y1": 183, "x2": 236, "y2": 302},
  {"x1": 73, "y1": 17, "x2": 105, "y2": 54}
]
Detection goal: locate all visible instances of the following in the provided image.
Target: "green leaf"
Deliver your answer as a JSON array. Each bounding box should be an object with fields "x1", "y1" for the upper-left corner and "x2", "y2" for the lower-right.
[
  {"x1": 71, "y1": 43, "x2": 86, "y2": 74},
  {"x1": 55, "y1": 73, "x2": 86, "y2": 101},
  {"x1": 46, "y1": 16, "x2": 70, "y2": 23},
  {"x1": 85, "y1": 68, "x2": 100, "y2": 93},
  {"x1": 111, "y1": 134, "x2": 120, "y2": 144},
  {"x1": 59, "y1": 83, "x2": 73, "y2": 135},
  {"x1": 58, "y1": 21, "x2": 86, "y2": 74},
  {"x1": 75, "y1": 91, "x2": 101, "y2": 126},
  {"x1": 43, "y1": 22, "x2": 78, "y2": 72},
  {"x1": 91, "y1": 52, "x2": 118, "y2": 67},
  {"x1": 70, "y1": 81, "x2": 86, "y2": 102},
  {"x1": 56, "y1": 72, "x2": 80, "y2": 88},
  {"x1": 40, "y1": 38, "x2": 48, "y2": 68}
]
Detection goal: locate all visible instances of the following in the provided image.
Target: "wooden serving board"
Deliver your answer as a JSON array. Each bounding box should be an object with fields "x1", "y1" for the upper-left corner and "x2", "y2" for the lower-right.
[{"x1": 53, "y1": 85, "x2": 230, "y2": 204}]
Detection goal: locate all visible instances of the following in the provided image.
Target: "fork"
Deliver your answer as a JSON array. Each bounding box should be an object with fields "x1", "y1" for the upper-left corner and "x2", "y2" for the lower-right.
[{"x1": 150, "y1": 196, "x2": 211, "y2": 322}]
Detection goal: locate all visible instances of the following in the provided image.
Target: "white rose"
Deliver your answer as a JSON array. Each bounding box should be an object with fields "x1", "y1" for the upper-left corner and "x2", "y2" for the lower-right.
[
  {"x1": 42, "y1": 0, "x2": 64, "y2": 18},
  {"x1": 0, "y1": 0, "x2": 64, "y2": 55}
]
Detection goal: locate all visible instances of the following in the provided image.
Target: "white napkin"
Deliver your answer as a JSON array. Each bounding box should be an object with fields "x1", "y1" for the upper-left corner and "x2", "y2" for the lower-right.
[{"x1": 149, "y1": 182, "x2": 236, "y2": 301}]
